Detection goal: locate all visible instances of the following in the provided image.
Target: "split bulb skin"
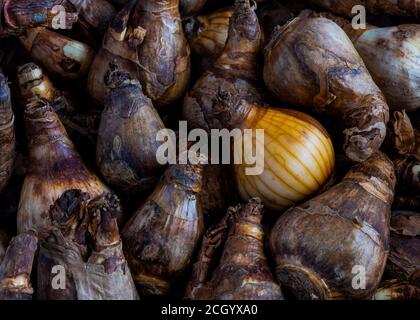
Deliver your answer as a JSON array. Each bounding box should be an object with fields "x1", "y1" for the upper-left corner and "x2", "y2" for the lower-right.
[
  {"x1": 96, "y1": 70, "x2": 166, "y2": 194},
  {"x1": 122, "y1": 164, "x2": 205, "y2": 296},
  {"x1": 308, "y1": 0, "x2": 420, "y2": 18},
  {"x1": 270, "y1": 152, "x2": 396, "y2": 300},
  {"x1": 264, "y1": 14, "x2": 390, "y2": 162},
  {"x1": 387, "y1": 211, "x2": 420, "y2": 288},
  {"x1": 187, "y1": 198, "x2": 283, "y2": 300},
  {"x1": 19, "y1": 27, "x2": 95, "y2": 80},
  {"x1": 0, "y1": 232, "x2": 38, "y2": 300},
  {"x1": 87, "y1": 0, "x2": 145, "y2": 105},
  {"x1": 37, "y1": 190, "x2": 139, "y2": 300},
  {"x1": 133, "y1": 0, "x2": 191, "y2": 108},
  {"x1": 17, "y1": 100, "x2": 109, "y2": 238},
  {"x1": 0, "y1": 73, "x2": 15, "y2": 194},
  {"x1": 183, "y1": 0, "x2": 265, "y2": 132}
]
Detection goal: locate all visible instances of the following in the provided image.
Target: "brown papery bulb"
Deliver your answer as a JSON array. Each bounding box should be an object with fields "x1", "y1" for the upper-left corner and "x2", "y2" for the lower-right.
[
  {"x1": 185, "y1": 7, "x2": 234, "y2": 74},
  {"x1": 0, "y1": 0, "x2": 78, "y2": 36},
  {"x1": 0, "y1": 73, "x2": 16, "y2": 194},
  {"x1": 133, "y1": 0, "x2": 191, "y2": 107},
  {"x1": 87, "y1": 0, "x2": 146, "y2": 105},
  {"x1": 67, "y1": 0, "x2": 116, "y2": 38},
  {"x1": 0, "y1": 232, "x2": 38, "y2": 300},
  {"x1": 387, "y1": 211, "x2": 420, "y2": 288},
  {"x1": 17, "y1": 62, "x2": 58, "y2": 103},
  {"x1": 17, "y1": 99, "x2": 109, "y2": 238},
  {"x1": 37, "y1": 190, "x2": 139, "y2": 300},
  {"x1": 19, "y1": 27, "x2": 95, "y2": 80},
  {"x1": 186, "y1": 198, "x2": 283, "y2": 300},
  {"x1": 316, "y1": 13, "x2": 420, "y2": 113},
  {"x1": 183, "y1": 0, "x2": 264, "y2": 132},
  {"x1": 17, "y1": 62, "x2": 101, "y2": 151},
  {"x1": 264, "y1": 14, "x2": 390, "y2": 162},
  {"x1": 308, "y1": 0, "x2": 420, "y2": 18},
  {"x1": 96, "y1": 69, "x2": 166, "y2": 194},
  {"x1": 372, "y1": 280, "x2": 420, "y2": 300},
  {"x1": 180, "y1": 0, "x2": 208, "y2": 17},
  {"x1": 270, "y1": 152, "x2": 396, "y2": 300},
  {"x1": 122, "y1": 164, "x2": 204, "y2": 296}
]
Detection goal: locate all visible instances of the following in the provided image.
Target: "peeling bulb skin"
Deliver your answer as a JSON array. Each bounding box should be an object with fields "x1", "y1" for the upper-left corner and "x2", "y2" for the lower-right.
[
  {"x1": 17, "y1": 62, "x2": 102, "y2": 152},
  {"x1": 0, "y1": 232, "x2": 38, "y2": 300},
  {"x1": 264, "y1": 14, "x2": 390, "y2": 162},
  {"x1": 186, "y1": 7, "x2": 234, "y2": 75},
  {"x1": 270, "y1": 152, "x2": 396, "y2": 300},
  {"x1": 37, "y1": 190, "x2": 139, "y2": 300},
  {"x1": 87, "y1": 0, "x2": 144, "y2": 105},
  {"x1": 0, "y1": 0, "x2": 78, "y2": 37},
  {"x1": 122, "y1": 164, "x2": 205, "y2": 296},
  {"x1": 19, "y1": 27, "x2": 95, "y2": 80},
  {"x1": 183, "y1": 0, "x2": 265, "y2": 132},
  {"x1": 96, "y1": 69, "x2": 166, "y2": 194},
  {"x1": 17, "y1": 99, "x2": 109, "y2": 238},
  {"x1": 308, "y1": 0, "x2": 420, "y2": 18},
  {"x1": 387, "y1": 211, "x2": 420, "y2": 288},
  {"x1": 186, "y1": 198, "x2": 283, "y2": 300},
  {"x1": 372, "y1": 280, "x2": 420, "y2": 300},
  {"x1": 0, "y1": 72, "x2": 16, "y2": 194},
  {"x1": 133, "y1": 0, "x2": 191, "y2": 108}
]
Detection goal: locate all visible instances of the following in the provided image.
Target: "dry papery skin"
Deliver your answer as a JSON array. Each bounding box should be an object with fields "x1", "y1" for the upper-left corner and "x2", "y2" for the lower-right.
[
  {"x1": 122, "y1": 164, "x2": 204, "y2": 296},
  {"x1": 17, "y1": 99, "x2": 109, "y2": 238},
  {"x1": 133, "y1": 0, "x2": 191, "y2": 107},
  {"x1": 312, "y1": 11, "x2": 420, "y2": 113},
  {"x1": 372, "y1": 280, "x2": 420, "y2": 300},
  {"x1": 96, "y1": 69, "x2": 166, "y2": 194},
  {"x1": 37, "y1": 190, "x2": 139, "y2": 300},
  {"x1": 0, "y1": 0, "x2": 78, "y2": 36},
  {"x1": 185, "y1": 6, "x2": 234, "y2": 74},
  {"x1": 387, "y1": 110, "x2": 420, "y2": 194},
  {"x1": 386, "y1": 211, "x2": 420, "y2": 288},
  {"x1": 308, "y1": 0, "x2": 420, "y2": 18},
  {"x1": 264, "y1": 13, "x2": 390, "y2": 163},
  {"x1": 87, "y1": 0, "x2": 146, "y2": 105},
  {"x1": 270, "y1": 152, "x2": 396, "y2": 300},
  {"x1": 0, "y1": 72, "x2": 15, "y2": 194},
  {"x1": 17, "y1": 62, "x2": 100, "y2": 147},
  {"x1": 183, "y1": 0, "x2": 265, "y2": 132},
  {"x1": 67, "y1": 0, "x2": 116, "y2": 38},
  {"x1": 0, "y1": 232, "x2": 37, "y2": 300},
  {"x1": 19, "y1": 27, "x2": 95, "y2": 80},
  {"x1": 186, "y1": 198, "x2": 283, "y2": 300}
]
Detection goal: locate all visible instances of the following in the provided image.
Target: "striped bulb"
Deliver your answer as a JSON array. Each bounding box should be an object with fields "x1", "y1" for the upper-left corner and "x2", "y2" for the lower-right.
[{"x1": 234, "y1": 104, "x2": 335, "y2": 211}]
